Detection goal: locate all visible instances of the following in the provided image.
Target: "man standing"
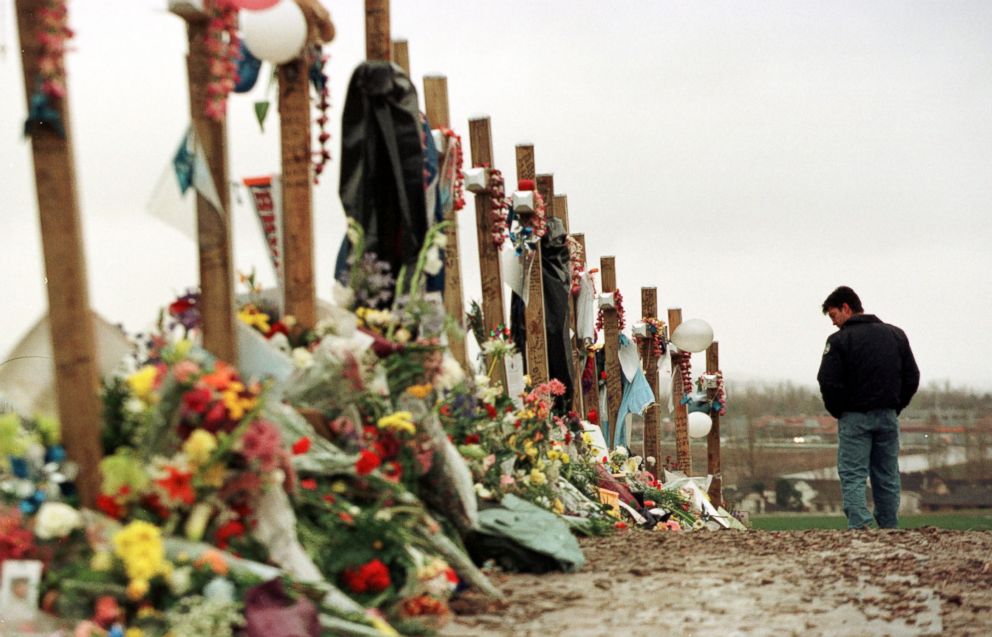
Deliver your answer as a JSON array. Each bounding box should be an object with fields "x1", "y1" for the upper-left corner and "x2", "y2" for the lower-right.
[{"x1": 817, "y1": 286, "x2": 920, "y2": 529}]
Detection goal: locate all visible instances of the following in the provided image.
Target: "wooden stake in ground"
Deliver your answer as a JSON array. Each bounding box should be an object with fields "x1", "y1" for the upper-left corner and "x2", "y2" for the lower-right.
[
  {"x1": 15, "y1": 0, "x2": 102, "y2": 507},
  {"x1": 365, "y1": 0, "x2": 391, "y2": 60},
  {"x1": 171, "y1": 6, "x2": 237, "y2": 363},
  {"x1": 468, "y1": 117, "x2": 507, "y2": 389},
  {"x1": 278, "y1": 52, "x2": 316, "y2": 331},
  {"x1": 556, "y1": 194, "x2": 584, "y2": 416},
  {"x1": 640, "y1": 287, "x2": 663, "y2": 471},
  {"x1": 668, "y1": 308, "x2": 692, "y2": 474},
  {"x1": 392, "y1": 38, "x2": 410, "y2": 75},
  {"x1": 515, "y1": 145, "x2": 549, "y2": 385},
  {"x1": 573, "y1": 233, "x2": 598, "y2": 418},
  {"x1": 424, "y1": 74, "x2": 468, "y2": 368},
  {"x1": 706, "y1": 341, "x2": 723, "y2": 507},
  {"x1": 600, "y1": 257, "x2": 622, "y2": 447}
]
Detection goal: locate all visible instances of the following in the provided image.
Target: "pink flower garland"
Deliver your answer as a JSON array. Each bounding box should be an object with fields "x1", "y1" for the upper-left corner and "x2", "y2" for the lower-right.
[
  {"x1": 673, "y1": 351, "x2": 693, "y2": 396},
  {"x1": 566, "y1": 236, "x2": 583, "y2": 296},
  {"x1": 441, "y1": 129, "x2": 466, "y2": 211},
  {"x1": 595, "y1": 288, "x2": 626, "y2": 333},
  {"x1": 35, "y1": 0, "x2": 72, "y2": 100},
  {"x1": 204, "y1": 0, "x2": 240, "y2": 122},
  {"x1": 634, "y1": 317, "x2": 666, "y2": 358},
  {"x1": 312, "y1": 46, "x2": 332, "y2": 183},
  {"x1": 483, "y1": 166, "x2": 510, "y2": 249}
]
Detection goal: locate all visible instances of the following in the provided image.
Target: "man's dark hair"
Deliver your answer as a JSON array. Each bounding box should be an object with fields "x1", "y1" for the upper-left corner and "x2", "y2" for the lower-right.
[{"x1": 822, "y1": 286, "x2": 863, "y2": 314}]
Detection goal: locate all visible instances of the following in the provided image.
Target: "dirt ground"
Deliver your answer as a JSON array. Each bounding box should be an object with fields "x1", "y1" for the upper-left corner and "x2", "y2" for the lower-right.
[{"x1": 441, "y1": 528, "x2": 992, "y2": 637}]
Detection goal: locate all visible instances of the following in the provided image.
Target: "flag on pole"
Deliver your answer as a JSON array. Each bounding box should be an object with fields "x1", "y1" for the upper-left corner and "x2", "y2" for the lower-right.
[
  {"x1": 147, "y1": 126, "x2": 225, "y2": 238},
  {"x1": 242, "y1": 175, "x2": 283, "y2": 284}
]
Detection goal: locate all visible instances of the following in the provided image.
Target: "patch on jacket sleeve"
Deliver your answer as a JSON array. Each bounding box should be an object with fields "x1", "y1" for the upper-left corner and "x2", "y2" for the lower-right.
[{"x1": 823, "y1": 342, "x2": 831, "y2": 356}]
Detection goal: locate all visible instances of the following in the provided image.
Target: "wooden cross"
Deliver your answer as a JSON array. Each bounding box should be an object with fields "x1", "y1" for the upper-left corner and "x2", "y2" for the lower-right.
[
  {"x1": 515, "y1": 145, "x2": 549, "y2": 385},
  {"x1": 15, "y1": 0, "x2": 102, "y2": 507},
  {"x1": 468, "y1": 117, "x2": 507, "y2": 390},
  {"x1": 706, "y1": 341, "x2": 724, "y2": 507},
  {"x1": 174, "y1": 4, "x2": 237, "y2": 363},
  {"x1": 424, "y1": 74, "x2": 469, "y2": 369},
  {"x1": 600, "y1": 256, "x2": 622, "y2": 448},
  {"x1": 392, "y1": 38, "x2": 410, "y2": 75},
  {"x1": 278, "y1": 46, "x2": 317, "y2": 331},
  {"x1": 640, "y1": 287, "x2": 663, "y2": 472},
  {"x1": 668, "y1": 308, "x2": 692, "y2": 474},
  {"x1": 365, "y1": 0, "x2": 391, "y2": 61}
]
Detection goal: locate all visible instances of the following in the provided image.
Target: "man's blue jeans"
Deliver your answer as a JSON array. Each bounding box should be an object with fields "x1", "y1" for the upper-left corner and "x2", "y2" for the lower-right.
[{"x1": 837, "y1": 409, "x2": 901, "y2": 529}]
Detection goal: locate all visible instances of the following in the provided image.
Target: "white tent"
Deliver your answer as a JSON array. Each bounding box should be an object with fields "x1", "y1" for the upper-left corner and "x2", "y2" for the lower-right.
[{"x1": 0, "y1": 312, "x2": 131, "y2": 417}]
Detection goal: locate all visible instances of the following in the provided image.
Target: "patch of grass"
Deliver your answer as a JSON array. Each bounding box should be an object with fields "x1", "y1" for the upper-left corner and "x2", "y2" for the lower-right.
[{"x1": 751, "y1": 511, "x2": 992, "y2": 531}]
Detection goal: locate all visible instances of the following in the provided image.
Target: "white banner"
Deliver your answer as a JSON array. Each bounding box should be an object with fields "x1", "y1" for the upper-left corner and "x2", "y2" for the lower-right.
[{"x1": 242, "y1": 175, "x2": 283, "y2": 283}]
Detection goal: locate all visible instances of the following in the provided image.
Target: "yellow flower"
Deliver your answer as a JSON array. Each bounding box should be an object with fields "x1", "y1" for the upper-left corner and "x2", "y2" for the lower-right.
[
  {"x1": 377, "y1": 411, "x2": 416, "y2": 435},
  {"x1": 547, "y1": 450, "x2": 560, "y2": 461},
  {"x1": 182, "y1": 430, "x2": 217, "y2": 466},
  {"x1": 405, "y1": 384, "x2": 433, "y2": 399},
  {"x1": 126, "y1": 628, "x2": 145, "y2": 637},
  {"x1": 560, "y1": 453, "x2": 570, "y2": 465},
  {"x1": 126, "y1": 578, "x2": 149, "y2": 601},
  {"x1": 174, "y1": 339, "x2": 192, "y2": 359},
  {"x1": 237, "y1": 305, "x2": 271, "y2": 333},
  {"x1": 529, "y1": 468, "x2": 547, "y2": 486},
  {"x1": 90, "y1": 551, "x2": 113, "y2": 572},
  {"x1": 221, "y1": 382, "x2": 256, "y2": 420},
  {"x1": 114, "y1": 521, "x2": 166, "y2": 581},
  {"x1": 127, "y1": 366, "x2": 158, "y2": 402},
  {"x1": 370, "y1": 617, "x2": 400, "y2": 636},
  {"x1": 581, "y1": 432, "x2": 593, "y2": 445},
  {"x1": 524, "y1": 440, "x2": 538, "y2": 459},
  {"x1": 331, "y1": 480, "x2": 348, "y2": 494},
  {"x1": 553, "y1": 499, "x2": 565, "y2": 514}
]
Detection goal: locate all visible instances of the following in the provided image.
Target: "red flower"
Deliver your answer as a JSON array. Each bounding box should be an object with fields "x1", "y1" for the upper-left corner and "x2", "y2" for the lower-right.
[
  {"x1": 484, "y1": 403, "x2": 498, "y2": 418},
  {"x1": 341, "y1": 559, "x2": 391, "y2": 594},
  {"x1": 291, "y1": 436, "x2": 311, "y2": 455},
  {"x1": 464, "y1": 433, "x2": 480, "y2": 445},
  {"x1": 142, "y1": 493, "x2": 172, "y2": 521},
  {"x1": 300, "y1": 478, "x2": 317, "y2": 490},
  {"x1": 322, "y1": 494, "x2": 336, "y2": 504},
  {"x1": 382, "y1": 461, "x2": 403, "y2": 483},
  {"x1": 182, "y1": 388, "x2": 213, "y2": 415},
  {"x1": 355, "y1": 449, "x2": 381, "y2": 476},
  {"x1": 214, "y1": 520, "x2": 246, "y2": 549},
  {"x1": 614, "y1": 521, "x2": 628, "y2": 530},
  {"x1": 338, "y1": 511, "x2": 354, "y2": 524},
  {"x1": 266, "y1": 321, "x2": 289, "y2": 339},
  {"x1": 644, "y1": 500, "x2": 656, "y2": 508},
  {"x1": 439, "y1": 404, "x2": 451, "y2": 417},
  {"x1": 156, "y1": 466, "x2": 195, "y2": 505},
  {"x1": 96, "y1": 494, "x2": 124, "y2": 519},
  {"x1": 586, "y1": 409, "x2": 599, "y2": 424},
  {"x1": 600, "y1": 371, "x2": 607, "y2": 380}
]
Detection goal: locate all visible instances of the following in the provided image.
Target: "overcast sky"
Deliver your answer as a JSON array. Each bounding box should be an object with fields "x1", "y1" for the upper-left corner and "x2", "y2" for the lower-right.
[{"x1": 2, "y1": 0, "x2": 991, "y2": 390}]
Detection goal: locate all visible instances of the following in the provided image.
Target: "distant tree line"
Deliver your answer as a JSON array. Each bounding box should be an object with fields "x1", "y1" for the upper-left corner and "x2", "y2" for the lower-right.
[{"x1": 726, "y1": 381, "x2": 992, "y2": 418}]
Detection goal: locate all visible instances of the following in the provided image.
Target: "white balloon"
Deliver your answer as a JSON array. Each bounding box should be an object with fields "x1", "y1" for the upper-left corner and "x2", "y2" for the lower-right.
[
  {"x1": 241, "y1": 1, "x2": 308, "y2": 65},
  {"x1": 687, "y1": 411, "x2": 712, "y2": 439},
  {"x1": 671, "y1": 318, "x2": 714, "y2": 353}
]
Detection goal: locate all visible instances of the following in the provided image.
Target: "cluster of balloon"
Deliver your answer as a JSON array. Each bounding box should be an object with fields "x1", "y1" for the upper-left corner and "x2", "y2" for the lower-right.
[
  {"x1": 671, "y1": 318, "x2": 715, "y2": 438},
  {"x1": 237, "y1": 0, "x2": 309, "y2": 65}
]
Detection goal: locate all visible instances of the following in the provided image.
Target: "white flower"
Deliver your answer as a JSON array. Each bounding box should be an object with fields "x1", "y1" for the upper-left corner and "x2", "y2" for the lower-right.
[
  {"x1": 34, "y1": 502, "x2": 82, "y2": 540},
  {"x1": 269, "y1": 332, "x2": 290, "y2": 353},
  {"x1": 169, "y1": 566, "x2": 193, "y2": 596},
  {"x1": 124, "y1": 397, "x2": 145, "y2": 416},
  {"x1": 331, "y1": 281, "x2": 355, "y2": 308},
  {"x1": 474, "y1": 483, "x2": 493, "y2": 500},
  {"x1": 424, "y1": 246, "x2": 443, "y2": 276},
  {"x1": 433, "y1": 232, "x2": 448, "y2": 249},
  {"x1": 436, "y1": 355, "x2": 466, "y2": 390},
  {"x1": 204, "y1": 577, "x2": 236, "y2": 603},
  {"x1": 291, "y1": 347, "x2": 314, "y2": 369}
]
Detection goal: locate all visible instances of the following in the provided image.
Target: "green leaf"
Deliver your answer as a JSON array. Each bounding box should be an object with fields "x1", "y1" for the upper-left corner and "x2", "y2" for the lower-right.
[{"x1": 254, "y1": 101, "x2": 270, "y2": 131}]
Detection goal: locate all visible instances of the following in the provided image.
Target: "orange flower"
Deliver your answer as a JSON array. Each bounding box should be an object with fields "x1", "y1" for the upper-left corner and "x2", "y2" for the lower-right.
[
  {"x1": 199, "y1": 362, "x2": 238, "y2": 392},
  {"x1": 194, "y1": 549, "x2": 229, "y2": 576},
  {"x1": 155, "y1": 466, "x2": 195, "y2": 505}
]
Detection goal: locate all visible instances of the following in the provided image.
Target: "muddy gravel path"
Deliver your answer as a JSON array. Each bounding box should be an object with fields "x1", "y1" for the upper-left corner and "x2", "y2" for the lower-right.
[{"x1": 441, "y1": 529, "x2": 992, "y2": 637}]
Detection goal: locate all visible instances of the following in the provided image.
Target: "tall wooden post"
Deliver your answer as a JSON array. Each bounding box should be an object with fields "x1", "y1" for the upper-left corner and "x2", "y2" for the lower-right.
[
  {"x1": 365, "y1": 0, "x2": 391, "y2": 60},
  {"x1": 515, "y1": 145, "x2": 549, "y2": 385},
  {"x1": 392, "y1": 38, "x2": 410, "y2": 75},
  {"x1": 600, "y1": 257, "x2": 622, "y2": 447},
  {"x1": 668, "y1": 308, "x2": 692, "y2": 474},
  {"x1": 468, "y1": 117, "x2": 507, "y2": 389},
  {"x1": 706, "y1": 341, "x2": 723, "y2": 507},
  {"x1": 179, "y1": 9, "x2": 237, "y2": 363},
  {"x1": 278, "y1": 52, "x2": 316, "y2": 330},
  {"x1": 574, "y1": 233, "x2": 598, "y2": 418},
  {"x1": 640, "y1": 288, "x2": 663, "y2": 471},
  {"x1": 424, "y1": 75, "x2": 468, "y2": 368},
  {"x1": 15, "y1": 0, "x2": 102, "y2": 507},
  {"x1": 556, "y1": 195, "x2": 583, "y2": 416}
]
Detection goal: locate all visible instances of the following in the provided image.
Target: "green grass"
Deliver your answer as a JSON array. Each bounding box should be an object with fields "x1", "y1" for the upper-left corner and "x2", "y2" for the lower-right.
[{"x1": 751, "y1": 510, "x2": 992, "y2": 531}]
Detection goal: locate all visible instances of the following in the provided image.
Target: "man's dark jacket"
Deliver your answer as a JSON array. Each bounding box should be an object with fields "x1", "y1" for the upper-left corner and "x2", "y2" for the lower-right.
[{"x1": 817, "y1": 314, "x2": 920, "y2": 419}]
